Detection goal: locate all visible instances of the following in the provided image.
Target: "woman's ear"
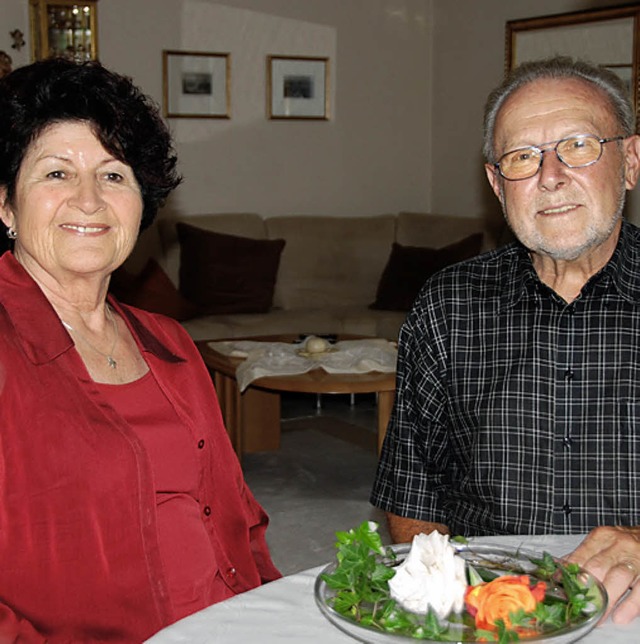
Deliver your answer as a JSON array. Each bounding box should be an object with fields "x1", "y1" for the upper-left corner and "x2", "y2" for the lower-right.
[{"x1": 0, "y1": 187, "x2": 15, "y2": 230}]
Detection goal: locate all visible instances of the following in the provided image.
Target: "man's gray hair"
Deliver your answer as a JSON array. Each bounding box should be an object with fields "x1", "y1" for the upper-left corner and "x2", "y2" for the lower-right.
[{"x1": 483, "y1": 56, "x2": 635, "y2": 163}]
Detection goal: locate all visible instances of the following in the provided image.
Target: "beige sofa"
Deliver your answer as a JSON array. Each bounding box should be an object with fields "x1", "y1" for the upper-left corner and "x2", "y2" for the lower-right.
[{"x1": 122, "y1": 212, "x2": 499, "y2": 342}]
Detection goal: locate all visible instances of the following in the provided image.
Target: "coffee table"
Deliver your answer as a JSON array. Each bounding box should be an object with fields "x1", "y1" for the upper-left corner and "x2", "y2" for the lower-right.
[{"x1": 196, "y1": 334, "x2": 396, "y2": 458}]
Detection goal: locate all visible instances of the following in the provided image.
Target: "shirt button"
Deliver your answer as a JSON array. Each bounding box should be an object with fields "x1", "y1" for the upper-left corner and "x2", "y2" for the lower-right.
[
  {"x1": 563, "y1": 436, "x2": 573, "y2": 448},
  {"x1": 203, "y1": 506, "x2": 212, "y2": 516},
  {"x1": 225, "y1": 567, "x2": 237, "y2": 580},
  {"x1": 198, "y1": 439, "x2": 205, "y2": 449},
  {"x1": 564, "y1": 369, "x2": 574, "y2": 380},
  {"x1": 563, "y1": 503, "x2": 572, "y2": 516}
]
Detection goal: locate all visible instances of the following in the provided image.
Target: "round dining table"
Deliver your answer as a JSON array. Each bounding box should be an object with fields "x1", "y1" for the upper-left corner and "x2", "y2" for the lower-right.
[{"x1": 145, "y1": 533, "x2": 638, "y2": 643}]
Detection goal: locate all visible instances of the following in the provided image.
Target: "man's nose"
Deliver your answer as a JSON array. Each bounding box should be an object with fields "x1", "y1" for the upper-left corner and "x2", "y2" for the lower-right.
[{"x1": 537, "y1": 149, "x2": 570, "y2": 191}]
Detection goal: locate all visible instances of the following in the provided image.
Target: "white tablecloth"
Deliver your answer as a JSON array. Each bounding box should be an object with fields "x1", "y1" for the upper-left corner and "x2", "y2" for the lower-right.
[
  {"x1": 146, "y1": 534, "x2": 639, "y2": 643},
  {"x1": 208, "y1": 338, "x2": 397, "y2": 391}
]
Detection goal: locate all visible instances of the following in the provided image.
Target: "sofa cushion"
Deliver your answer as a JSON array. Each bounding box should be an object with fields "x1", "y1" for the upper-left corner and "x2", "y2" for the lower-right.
[
  {"x1": 371, "y1": 233, "x2": 483, "y2": 311},
  {"x1": 266, "y1": 215, "x2": 396, "y2": 310},
  {"x1": 180, "y1": 306, "x2": 406, "y2": 342},
  {"x1": 396, "y1": 211, "x2": 490, "y2": 249},
  {"x1": 110, "y1": 258, "x2": 202, "y2": 321},
  {"x1": 157, "y1": 213, "x2": 267, "y2": 286},
  {"x1": 177, "y1": 223, "x2": 286, "y2": 314}
]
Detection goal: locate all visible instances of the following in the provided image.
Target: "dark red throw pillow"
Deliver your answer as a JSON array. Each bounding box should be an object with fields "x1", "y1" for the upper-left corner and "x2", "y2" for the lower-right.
[
  {"x1": 370, "y1": 233, "x2": 483, "y2": 311},
  {"x1": 110, "y1": 258, "x2": 202, "y2": 321},
  {"x1": 176, "y1": 223, "x2": 286, "y2": 314}
]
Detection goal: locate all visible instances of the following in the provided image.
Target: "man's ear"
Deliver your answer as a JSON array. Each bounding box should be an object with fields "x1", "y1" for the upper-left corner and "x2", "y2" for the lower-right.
[
  {"x1": 0, "y1": 187, "x2": 15, "y2": 231},
  {"x1": 623, "y1": 135, "x2": 640, "y2": 190},
  {"x1": 485, "y1": 163, "x2": 503, "y2": 199}
]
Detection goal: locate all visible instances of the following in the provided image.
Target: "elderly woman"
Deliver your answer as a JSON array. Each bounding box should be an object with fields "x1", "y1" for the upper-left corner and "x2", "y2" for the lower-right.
[{"x1": 0, "y1": 58, "x2": 280, "y2": 642}]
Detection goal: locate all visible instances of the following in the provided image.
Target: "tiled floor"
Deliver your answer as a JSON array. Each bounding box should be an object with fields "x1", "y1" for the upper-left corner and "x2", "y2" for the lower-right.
[{"x1": 242, "y1": 391, "x2": 387, "y2": 573}]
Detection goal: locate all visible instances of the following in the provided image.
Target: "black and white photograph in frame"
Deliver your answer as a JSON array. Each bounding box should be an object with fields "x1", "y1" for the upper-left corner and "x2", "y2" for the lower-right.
[
  {"x1": 163, "y1": 50, "x2": 230, "y2": 119},
  {"x1": 267, "y1": 55, "x2": 329, "y2": 120}
]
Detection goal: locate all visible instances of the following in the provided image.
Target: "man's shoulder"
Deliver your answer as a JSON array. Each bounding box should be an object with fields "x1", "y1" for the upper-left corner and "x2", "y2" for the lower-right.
[
  {"x1": 622, "y1": 219, "x2": 640, "y2": 244},
  {"x1": 428, "y1": 242, "x2": 520, "y2": 287},
  {"x1": 407, "y1": 243, "x2": 522, "y2": 319}
]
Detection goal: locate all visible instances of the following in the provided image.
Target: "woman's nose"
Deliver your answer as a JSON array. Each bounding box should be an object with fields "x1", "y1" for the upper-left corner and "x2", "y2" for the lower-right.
[{"x1": 67, "y1": 178, "x2": 107, "y2": 214}]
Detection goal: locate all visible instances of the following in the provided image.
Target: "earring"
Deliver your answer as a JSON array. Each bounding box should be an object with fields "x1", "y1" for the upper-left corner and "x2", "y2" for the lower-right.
[{"x1": 6, "y1": 227, "x2": 16, "y2": 240}]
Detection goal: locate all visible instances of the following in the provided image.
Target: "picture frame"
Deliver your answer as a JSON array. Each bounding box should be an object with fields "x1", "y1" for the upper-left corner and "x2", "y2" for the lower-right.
[
  {"x1": 506, "y1": 6, "x2": 640, "y2": 128},
  {"x1": 162, "y1": 50, "x2": 230, "y2": 119},
  {"x1": 267, "y1": 55, "x2": 329, "y2": 120}
]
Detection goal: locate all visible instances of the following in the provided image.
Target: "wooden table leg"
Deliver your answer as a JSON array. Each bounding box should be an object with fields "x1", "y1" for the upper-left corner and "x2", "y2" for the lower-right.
[
  {"x1": 376, "y1": 390, "x2": 395, "y2": 454},
  {"x1": 212, "y1": 371, "x2": 282, "y2": 455},
  {"x1": 241, "y1": 387, "x2": 281, "y2": 453}
]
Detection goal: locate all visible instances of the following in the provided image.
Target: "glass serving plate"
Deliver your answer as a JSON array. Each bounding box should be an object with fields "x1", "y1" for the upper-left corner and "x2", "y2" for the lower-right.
[{"x1": 314, "y1": 543, "x2": 607, "y2": 644}]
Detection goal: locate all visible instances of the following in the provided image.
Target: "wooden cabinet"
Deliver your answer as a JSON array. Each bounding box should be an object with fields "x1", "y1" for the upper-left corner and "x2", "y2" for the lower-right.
[{"x1": 29, "y1": 1, "x2": 98, "y2": 61}]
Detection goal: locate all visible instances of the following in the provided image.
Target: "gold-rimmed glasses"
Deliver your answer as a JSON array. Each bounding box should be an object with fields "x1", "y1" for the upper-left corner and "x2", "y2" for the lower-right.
[{"x1": 493, "y1": 134, "x2": 624, "y2": 181}]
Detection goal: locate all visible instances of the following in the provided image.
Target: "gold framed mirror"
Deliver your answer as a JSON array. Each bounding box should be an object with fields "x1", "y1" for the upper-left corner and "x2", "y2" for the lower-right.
[
  {"x1": 506, "y1": 5, "x2": 640, "y2": 129},
  {"x1": 29, "y1": 0, "x2": 99, "y2": 62}
]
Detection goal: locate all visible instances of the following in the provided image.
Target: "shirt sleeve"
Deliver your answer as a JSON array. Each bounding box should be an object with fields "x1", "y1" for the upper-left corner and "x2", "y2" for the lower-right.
[
  {"x1": 370, "y1": 295, "x2": 453, "y2": 525},
  {"x1": 240, "y1": 482, "x2": 282, "y2": 584}
]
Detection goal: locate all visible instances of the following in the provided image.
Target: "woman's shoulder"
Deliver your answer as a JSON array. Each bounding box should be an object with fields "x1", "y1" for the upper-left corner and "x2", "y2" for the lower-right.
[{"x1": 112, "y1": 299, "x2": 199, "y2": 358}]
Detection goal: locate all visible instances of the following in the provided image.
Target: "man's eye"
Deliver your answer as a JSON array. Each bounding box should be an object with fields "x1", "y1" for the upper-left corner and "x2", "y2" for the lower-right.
[
  {"x1": 46, "y1": 170, "x2": 66, "y2": 179},
  {"x1": 512, "y1": 150, "x2": 534, "y2": 163},
  {"x1": 105, "y1": 172, "x2": 123, "y2": 182}
]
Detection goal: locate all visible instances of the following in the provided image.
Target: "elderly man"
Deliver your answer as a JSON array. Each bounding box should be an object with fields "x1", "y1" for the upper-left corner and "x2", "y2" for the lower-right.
[{"x1": 371, "y1": 56, "x2": 640, "y2": 623}]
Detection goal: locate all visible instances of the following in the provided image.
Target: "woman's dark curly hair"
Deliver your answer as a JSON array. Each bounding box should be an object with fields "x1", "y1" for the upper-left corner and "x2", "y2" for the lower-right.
[{"x1": 0, "y1": 57, "x2": 181, "y2": 230}]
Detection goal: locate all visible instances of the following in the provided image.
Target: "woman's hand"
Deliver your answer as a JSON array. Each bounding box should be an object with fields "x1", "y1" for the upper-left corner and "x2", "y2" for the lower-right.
[{"x1": 566, "y1": 525, "x2": 640, "y2": 624}]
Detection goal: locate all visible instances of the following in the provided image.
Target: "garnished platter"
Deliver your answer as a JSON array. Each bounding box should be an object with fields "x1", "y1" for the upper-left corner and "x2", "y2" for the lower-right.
[{"x1": 314, "y1": 522, "x2": 607, "y2": 643}]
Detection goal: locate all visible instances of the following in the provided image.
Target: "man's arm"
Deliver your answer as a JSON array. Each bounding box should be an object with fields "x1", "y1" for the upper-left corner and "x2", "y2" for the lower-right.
[
  {"x1": 385, "y1": 511, "x2": 449, "y2": 544},
  {"x1": 566, "y1": 525, "x2": 640, "y2": 624}
]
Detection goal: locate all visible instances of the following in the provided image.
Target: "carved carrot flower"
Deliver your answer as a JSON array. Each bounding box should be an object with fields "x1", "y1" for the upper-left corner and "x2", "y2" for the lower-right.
[{"x1": 464, "y1": 574, "x2": 546, "y2": 632}]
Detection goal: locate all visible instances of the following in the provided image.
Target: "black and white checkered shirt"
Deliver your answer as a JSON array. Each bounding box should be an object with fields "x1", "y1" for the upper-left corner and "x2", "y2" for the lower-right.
[{"x1": 371, "y1": 220, "x2": 640, "y2": 536}]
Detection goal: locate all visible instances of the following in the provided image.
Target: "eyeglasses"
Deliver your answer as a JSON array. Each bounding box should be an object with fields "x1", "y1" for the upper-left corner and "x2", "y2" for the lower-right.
[{"x1": 493, "y1": 134, "x2": 624, "y2": 181}]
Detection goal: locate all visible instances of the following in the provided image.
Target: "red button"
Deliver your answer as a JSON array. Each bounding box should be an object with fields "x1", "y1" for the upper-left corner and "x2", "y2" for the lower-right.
[
  {"x1": 203, "y1": 506, "x2": 211, "y2": 516},
  {"x1": 225, "y1": 567, "x2": 237, "y2": 579},
  {"x1": 198, "y1": 439, "x2": 205, "y2": 449}
]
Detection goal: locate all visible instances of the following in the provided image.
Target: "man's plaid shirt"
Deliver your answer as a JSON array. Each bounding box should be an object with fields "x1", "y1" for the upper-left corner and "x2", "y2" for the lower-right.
[{"x1": 371, "y1": 220, "x2": 640, "y2": 536}]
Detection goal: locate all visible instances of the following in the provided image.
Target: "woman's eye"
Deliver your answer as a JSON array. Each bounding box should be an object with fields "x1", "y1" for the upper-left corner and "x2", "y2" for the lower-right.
[
  {"x1": 105, "y1": 172, "x2": 124, "y2": 182},
  {"x1": 46, "y1": 170, "x2": 66, "y2": 179}
]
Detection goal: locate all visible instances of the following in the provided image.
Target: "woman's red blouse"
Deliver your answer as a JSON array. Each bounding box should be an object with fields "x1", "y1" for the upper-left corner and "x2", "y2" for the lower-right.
[{"x1": 96, "y1": 371, "x2": 235, "y2": 621}]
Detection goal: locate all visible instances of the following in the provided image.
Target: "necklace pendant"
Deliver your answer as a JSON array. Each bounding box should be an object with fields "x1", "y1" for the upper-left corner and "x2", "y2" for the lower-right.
[{"x1": 107, "y1": 356, "x2": 117, "y2": 369}]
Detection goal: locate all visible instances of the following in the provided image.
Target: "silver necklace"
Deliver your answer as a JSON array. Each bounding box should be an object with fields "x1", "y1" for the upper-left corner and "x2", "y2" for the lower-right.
[{"x1": 61, "y1": 306, "x2": 119, "y2": 369}]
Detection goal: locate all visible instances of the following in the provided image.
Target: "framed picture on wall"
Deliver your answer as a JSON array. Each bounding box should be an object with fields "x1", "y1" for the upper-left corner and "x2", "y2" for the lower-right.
[
  {"x1": 163, "y1": 50, "x2": 230, "y2": 119},
  {"x1": 267, "y1": 55, "x2": 329, "y2": 120}
]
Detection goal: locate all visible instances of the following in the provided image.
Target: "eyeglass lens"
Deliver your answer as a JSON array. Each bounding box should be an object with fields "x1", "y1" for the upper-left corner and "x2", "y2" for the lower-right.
[{"x1": 497, "y1": 135, "x2": 606, "y2": 181}]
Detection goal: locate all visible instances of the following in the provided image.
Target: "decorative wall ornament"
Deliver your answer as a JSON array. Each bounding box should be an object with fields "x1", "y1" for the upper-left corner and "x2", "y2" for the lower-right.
[{"x1": 9, "y1": 29, "x2": 25, "y2": 51}]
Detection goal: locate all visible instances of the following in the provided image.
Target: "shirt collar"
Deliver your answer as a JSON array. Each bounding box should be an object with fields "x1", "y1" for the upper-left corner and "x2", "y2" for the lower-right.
[
  {"x1": 0, "y1": 252, "x2": 182, "y2": 365},
  {"x1": 600, "y1": 220, "x2": 640, "y2": 303},
  {"x1": 499, "y1": 219, "x2": 640, "y2": 309}
]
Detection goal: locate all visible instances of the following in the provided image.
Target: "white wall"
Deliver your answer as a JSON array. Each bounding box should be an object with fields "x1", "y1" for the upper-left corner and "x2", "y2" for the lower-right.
[{"x1": 35, "y1": 0, "x2": 431, "y2": 220}]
